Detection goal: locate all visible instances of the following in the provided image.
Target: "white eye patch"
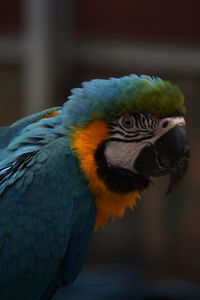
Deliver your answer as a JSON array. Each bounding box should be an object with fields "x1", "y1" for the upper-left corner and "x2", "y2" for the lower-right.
[{"x1": 105, "y1": 115, "x2": 186, "y2": 173}]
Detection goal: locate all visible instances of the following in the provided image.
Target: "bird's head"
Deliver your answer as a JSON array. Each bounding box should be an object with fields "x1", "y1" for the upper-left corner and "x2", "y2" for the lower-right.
[
  {"x1": 66, "y1": 74, "x2": 190, "y2": 227},
  {"x1": 97, "y1": 112, "x2": 189, "y2": 195}
]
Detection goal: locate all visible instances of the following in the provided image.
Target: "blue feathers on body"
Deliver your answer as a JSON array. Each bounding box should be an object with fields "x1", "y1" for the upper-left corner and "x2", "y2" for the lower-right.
[{"x1": 0, "y1": 110, "x2": 96, "y2": 300}]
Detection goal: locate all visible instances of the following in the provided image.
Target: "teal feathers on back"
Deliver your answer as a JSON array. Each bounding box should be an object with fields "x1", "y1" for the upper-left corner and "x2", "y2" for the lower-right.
[{"x1": 0, "y1": 111, "x2": 95, "y2": 299}]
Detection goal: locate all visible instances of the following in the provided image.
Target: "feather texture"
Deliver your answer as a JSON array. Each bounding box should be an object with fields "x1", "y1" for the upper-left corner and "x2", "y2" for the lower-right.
[
  {"x1": 0, "y1": 136, "x2": 95, "y2": 300},
  {"x1": 62, "y1": 74, "x2": 185, "y2": 127}
]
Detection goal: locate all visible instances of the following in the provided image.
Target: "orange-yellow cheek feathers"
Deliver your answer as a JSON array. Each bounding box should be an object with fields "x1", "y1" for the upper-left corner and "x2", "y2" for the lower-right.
[{"x1": 70, "y1": 120, "x2": 140, "y2": 230}]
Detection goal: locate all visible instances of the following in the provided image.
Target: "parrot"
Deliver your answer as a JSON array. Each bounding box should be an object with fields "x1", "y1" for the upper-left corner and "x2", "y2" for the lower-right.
[{"x1": 0, "y1": 74, "x2": 190, "y2": 300}]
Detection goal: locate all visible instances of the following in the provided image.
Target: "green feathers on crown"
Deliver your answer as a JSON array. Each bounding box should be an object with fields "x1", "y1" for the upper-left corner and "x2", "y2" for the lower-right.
[{"x1": 63, "y1": 74, "x2": 185, "y2": 127}]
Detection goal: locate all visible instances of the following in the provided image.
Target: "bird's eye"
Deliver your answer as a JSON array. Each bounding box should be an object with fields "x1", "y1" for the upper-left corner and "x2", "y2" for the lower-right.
[
  {"x1": 162, "y1": 121, "x2": 168, "y2": 128},
  {"x1": 122, "y1": 116, "x2": 134, "y2": 128}
]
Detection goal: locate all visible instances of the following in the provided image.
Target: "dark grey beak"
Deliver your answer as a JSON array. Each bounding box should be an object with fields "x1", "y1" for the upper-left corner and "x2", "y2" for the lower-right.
[{"x1": 134, "y1": 125, "x2": 190, "y2": 195}]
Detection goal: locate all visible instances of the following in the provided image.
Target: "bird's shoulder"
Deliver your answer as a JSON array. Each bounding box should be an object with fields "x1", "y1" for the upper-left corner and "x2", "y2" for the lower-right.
[{"x1": 0, "y1": 135, "x2": 94, "y2": 297}]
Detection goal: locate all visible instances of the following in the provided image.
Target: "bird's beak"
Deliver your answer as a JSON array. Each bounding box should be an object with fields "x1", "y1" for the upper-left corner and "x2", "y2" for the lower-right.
[{"x1": 134, "y1": 125, "x2": 190, "y2": 195}]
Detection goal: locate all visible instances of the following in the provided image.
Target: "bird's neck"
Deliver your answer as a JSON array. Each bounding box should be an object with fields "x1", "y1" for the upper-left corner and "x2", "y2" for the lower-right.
[{"x1": 70, "y1": 120, "x2": 139, "y2": 230}]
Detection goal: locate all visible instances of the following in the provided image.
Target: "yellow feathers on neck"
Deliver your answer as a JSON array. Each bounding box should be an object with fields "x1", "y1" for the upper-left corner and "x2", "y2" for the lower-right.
[{"x1": 70, "y1": 120, "x2": 139, "y2": 230}]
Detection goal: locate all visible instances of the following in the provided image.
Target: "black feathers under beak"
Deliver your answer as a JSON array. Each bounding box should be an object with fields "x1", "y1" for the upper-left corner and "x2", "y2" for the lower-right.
[{"x1": 134, "y1": 125, "x2": 190, "y2": 195}]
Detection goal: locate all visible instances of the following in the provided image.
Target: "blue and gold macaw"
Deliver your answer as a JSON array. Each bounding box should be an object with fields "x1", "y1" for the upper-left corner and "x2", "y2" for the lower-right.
[{"x1": 0, "y1": 75, "x2": 190, "y2": 300}]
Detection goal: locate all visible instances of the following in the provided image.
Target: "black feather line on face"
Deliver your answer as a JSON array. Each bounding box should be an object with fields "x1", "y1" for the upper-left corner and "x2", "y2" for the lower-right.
[
  {"x1": 109, "y1": 129, "x2": 151, "y2": 138},
  {"x1": 108, "y1": 133, "x2": 154, "y2": 143},
  {"x1": 108, "y1": 113, "x2": 158, "y2": 144},
  {"x1": 94, "y1": 141, "x2": 150, "y2": 193}
]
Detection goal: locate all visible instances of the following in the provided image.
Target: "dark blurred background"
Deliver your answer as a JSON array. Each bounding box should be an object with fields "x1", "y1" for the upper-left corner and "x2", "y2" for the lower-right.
[{"x1": 0, "y1": 0, "x2": 200, "y2": 298}]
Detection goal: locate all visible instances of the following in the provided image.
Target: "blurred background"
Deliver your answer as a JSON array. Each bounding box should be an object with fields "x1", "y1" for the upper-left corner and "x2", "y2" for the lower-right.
[{"x1": 0, "y1": 0, "x2": 200, "y2": 299}]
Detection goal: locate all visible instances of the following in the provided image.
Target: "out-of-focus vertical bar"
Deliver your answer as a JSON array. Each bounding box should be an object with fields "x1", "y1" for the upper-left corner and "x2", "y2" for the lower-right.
[
  {"x1": 23, "y1": 0, "x2": 55, "y2": 116},
  {"x1": 23, "y1": 0, "x2": 75, "y2": 116}
]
